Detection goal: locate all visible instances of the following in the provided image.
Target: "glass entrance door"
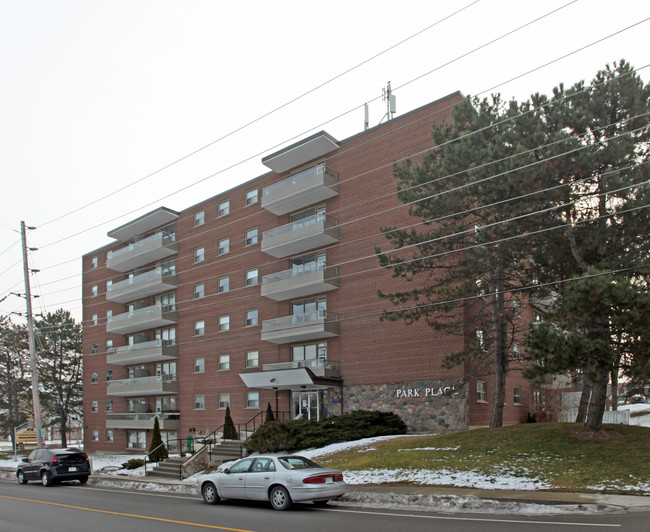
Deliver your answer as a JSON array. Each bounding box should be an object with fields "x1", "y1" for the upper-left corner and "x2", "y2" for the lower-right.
[{"x1": 292, "y1": 391, "x2": 319, "y2": 421}]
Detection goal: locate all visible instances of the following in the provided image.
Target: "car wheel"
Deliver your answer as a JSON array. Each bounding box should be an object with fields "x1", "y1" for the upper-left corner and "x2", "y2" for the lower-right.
[
  {"x1": 78, "y1": 476, "x2": 89, "y2": 485},
  {"x1": 269, "y1": 486, "x2": 292, "y2": 511},
  {"x1": 313, "y1": 500, "x2": 329, "y2": 507},
  {"x1": 201, "y1": 482, "x2": 220, "y2": 505},
  {"x1": 41, "y1": 471, "x2": 53, "y2": 487},
  {"x1": 17, "y1": 471, "x2": 27, "y2": 485}
]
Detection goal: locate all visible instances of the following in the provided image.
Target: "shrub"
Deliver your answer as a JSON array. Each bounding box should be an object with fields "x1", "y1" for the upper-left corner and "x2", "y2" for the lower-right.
[
  {"x1": 244, "y1": 410, "x2": 407, "y2": 453},
  {"x1": 265, "y1": 403, "x2": 275, "y2": 423},
  {"x1": 223, "y1": 406, "x2": 239, "y2": 440},
  {"x1": 121, "y1": 458, "x2": 145, "y2": 470},
  {"x1": 148, "y1": 417, "x2": 168, "y2": 462}
]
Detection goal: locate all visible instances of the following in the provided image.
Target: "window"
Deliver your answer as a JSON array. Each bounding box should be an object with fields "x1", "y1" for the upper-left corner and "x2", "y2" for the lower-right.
[
  {"x1": 91, "y1": 343, "x2": 98, "y2": 355},
  {"x1": 155, "y1": 327, "x2": 176, "y2": 346},
  {"x1": 91, "y1": 430, "x2": 99, "y2": 442},
  {"x1": 476, "y1": 329, "x2": 485, "y2": 350},
  {"x1": 291, "y1": 251, "x2": 326, "y2": 275},
  {"x1": 218, "y1": 276, "x2": 230, "y2": 293},
  {"x1": 246, "y1": 350, "x2": 259, "y2": 368},
  {"x1": 91, "y1": 372, "x2": 98, "y2": 384},
  {"x1": 245, "y1": 228, "x2": 258, "y2": 246},
  {"x1": 246, "y1": 269, "x2": 258, "y2": 286},
  {"x1": 106, "y1": 309, "x2": 112, "y2": 320},
  {"x1": 106, "y1": 370, "x2": 113, "y2": 382},
  {"x1": 291, "y1": 296, "x2": 327, "y2": 320},
  {"x1": 194, "y1": 320, "x2": 205, "y2": 336},
  {"x1": 533, "y1": 311, "x2": 543, "y2": 323},
  {"x1": 194, "y1": 394, "x2": 205, "y2": 410},
  {"x1": 106, "y1": 280, "x2": 112, "y2": 292},
  {"x1": 218, "y1": 200, "x2": 230, "y2": 217},
  {"x1": 513, "y1": 342, "x2": 521, "y2": 361},
  {"x1": 106, "y1": 430, "x2": 114, "y2": 442},
  {"x1": 194, "y1": 357, "x2": 205, "y2": 373},
  {"x1": 127, "y1": 431, "x2": 146, "y2": 449},
  {"x1": 513, "y1": 297, "x2": 521, "y2": 316},
  {"x1": 194, "y1": 210, "x2": 205, "y2": 227},
  {"x1": 477, "y1": 381, "x2": 487, "y2": 403},
  {"x1": 92, "y1": 314, "x2": 98, "y2": 326},
  {"x1": 91, "y1": 400, "x2": 98, "y2": 412},
  {"x1": 194, "y1": 283, "x2": 205, "y2": 299},
  {"x1": 106, "y1": 339, "x2": 113, "y2": 350},
  {"x1": 218, "y1": 315, "x2": 230, "y2": 332},
  {"x1": 247, "y1": 392, "x2": 260, "y2": 408},
  {"x1": 106, "y1": 399, "x2": 113, "y2": 412},
  {"x1": 91, "y1": 256, "x2": 98, "y2": 269},
  {"x1": 158, "y1": 292, "x2": 175, "y2": 313},
  {"x1": 245, "y1": 189, "x2": 258, "y2": 206},
  {"x1": 219, "y1": 393, "x2": 230, "y2": 409},
  {"x1": 218, "y1": 354, "x2": 230, "y2": 371},
  {"x1": 514, "y1": 387, "x2": 521, "y2": 405},
  {"x1": 292, "y1": 342, "x2": 327, "y2": 362},
  {"x1": 245, "y1": 309, "x2": 258, "y2": 327},
  {"x1": 218, "y1": 238, "x2": 230, "y2": 255},
  {"x1": 91, "y1": 285, "x2": 98, "y2": 297},
  {"x1": 194, "y1": 247, "x2": 205, "y2": 263}
]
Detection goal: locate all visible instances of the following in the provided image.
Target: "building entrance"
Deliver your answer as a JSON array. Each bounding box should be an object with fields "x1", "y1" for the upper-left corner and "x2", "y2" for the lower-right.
[{"x1": 292, "y1": 391, "x2": 319, "y2": 421}]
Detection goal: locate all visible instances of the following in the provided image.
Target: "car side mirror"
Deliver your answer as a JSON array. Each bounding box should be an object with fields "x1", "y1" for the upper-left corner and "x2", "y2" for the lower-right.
[
  {"x1": 223, "y1": 468, "x2": 230, "y2": 474},
  {"x1": 22, "y1": 458, "x2": 29, "y2": 463}
]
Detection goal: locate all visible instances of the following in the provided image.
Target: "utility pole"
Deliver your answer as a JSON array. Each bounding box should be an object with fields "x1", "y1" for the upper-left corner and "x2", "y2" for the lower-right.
[{"x1": 20, "y1": 221, "x2": 44, "y2": 448}]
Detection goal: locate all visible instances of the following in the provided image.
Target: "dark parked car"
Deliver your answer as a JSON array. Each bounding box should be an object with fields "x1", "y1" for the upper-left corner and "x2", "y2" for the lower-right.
[{"x1": 16, "y1": 448, "x2": 91, "y2": 486}]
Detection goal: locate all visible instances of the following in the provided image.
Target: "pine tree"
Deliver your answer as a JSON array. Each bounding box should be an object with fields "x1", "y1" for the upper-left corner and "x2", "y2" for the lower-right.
[
  {"x1": 148, "y1": 416, "x2": 168, "y2": 462},
  {"x1": 223, "y1": 406, "x2": 238, "y2": 440},
  {"x1": 265, "y1": 402, "x2": 275, "y2": 423}
]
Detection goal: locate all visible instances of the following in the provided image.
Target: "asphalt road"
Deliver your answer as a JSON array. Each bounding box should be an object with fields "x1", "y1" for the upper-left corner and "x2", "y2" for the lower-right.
[{"x1": 0, "y1": 478, "x2": 645, "y2": 532}]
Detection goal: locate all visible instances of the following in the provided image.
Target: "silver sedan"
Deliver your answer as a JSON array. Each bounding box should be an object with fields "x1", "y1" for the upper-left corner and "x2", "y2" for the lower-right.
[{"x1": 195, "y1": 455, "x2": 346, "y2": 510}]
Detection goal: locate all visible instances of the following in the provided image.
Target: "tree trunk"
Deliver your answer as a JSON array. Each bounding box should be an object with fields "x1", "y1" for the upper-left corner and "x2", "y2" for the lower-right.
[
  {"x1": 575, "y1": 362, "x2": 593, "y2": 423},
  {"x1": 585, "y1": 366, "x2": 609, "y2": 432},
  {"x1": 489, "y1": 266, "x2": 508, "y2": 428},
  {"x1": 60, "y1": 407, "x2": 68, "y2": 448}
]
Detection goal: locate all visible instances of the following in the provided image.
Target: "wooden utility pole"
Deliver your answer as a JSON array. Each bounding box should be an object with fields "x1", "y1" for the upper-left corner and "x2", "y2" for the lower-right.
[{"x1": 20, "y1": 221, "x2": 44, "y2": 448}]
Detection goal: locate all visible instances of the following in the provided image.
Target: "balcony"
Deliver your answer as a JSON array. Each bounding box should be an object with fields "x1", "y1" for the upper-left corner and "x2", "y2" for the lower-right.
[
  {"x1": 261, "y1": 214, "x2": 339, "y2": 258},
  {"x1": 106, "y1": 340, "x2": 179, "y2": 366},
  {"x1": 106, "y1": 233, "x2": 178, "y2": 273},
  {"x1": 106, "y1": 304, "x2": 178, "y2": 335},
  {"x1": 105, "y1": 412, "x2": 181, "y2": 431},
  {"x1": 107, "y1": 206, "x2": 179, "y2": 243},
  {"x1": 262, "y1": 164, "x2": 339, "y2": 216},
  {"x1": 106, "y1": 268, "x2": 178, "y2": 304},
  {"x1": 262, "y1": 131, "x2": 339, "y2": 174},
  {"x1": 107, "y1": 375, "x2": 179, "y2": 396},
  {"x1": 261, "y1": 310, "x2": 340, "y2": 344},
  {"x1": 264, "y1": 359, "x2": 340, "y2": 378},
  {"x1": 262, "y1": 265, "x2": 339, "y2": 301}
]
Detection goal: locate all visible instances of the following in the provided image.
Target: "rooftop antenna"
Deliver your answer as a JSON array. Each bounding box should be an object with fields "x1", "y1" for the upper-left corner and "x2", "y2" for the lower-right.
[
  {"x1": 380, "y1": 81, "x2": 396, "y2": 124},
  {"x1": 364, "y1": 103, "x2": 369, "y2": 131}
]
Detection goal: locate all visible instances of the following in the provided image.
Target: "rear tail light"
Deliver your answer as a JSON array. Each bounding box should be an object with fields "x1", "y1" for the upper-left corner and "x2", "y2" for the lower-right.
[
  {"x1": 84, "y1": 454, "x2": 89, "y2": 461},
  {"x1": 50, "y1": 456, "x2": 58, "y2": 464},
  {"x1": 303, "y1": 473, "x2": 343, "y2": 484}
]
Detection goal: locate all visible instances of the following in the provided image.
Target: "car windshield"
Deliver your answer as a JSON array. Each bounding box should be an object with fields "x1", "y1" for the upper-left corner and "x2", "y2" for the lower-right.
[{"x1": 277, "y1": 456, "x2": 320, "y2": 470}]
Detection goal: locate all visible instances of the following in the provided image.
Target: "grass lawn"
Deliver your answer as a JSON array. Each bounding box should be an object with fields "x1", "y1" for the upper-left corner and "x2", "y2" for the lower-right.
[{"x1": 315, "y1": 422, "x2": 650, "y2": 494}]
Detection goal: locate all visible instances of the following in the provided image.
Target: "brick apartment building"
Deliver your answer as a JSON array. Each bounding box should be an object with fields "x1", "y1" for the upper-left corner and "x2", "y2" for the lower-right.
[{"x1": 81, "y1": 91, "x2": 536, "y2": 453}]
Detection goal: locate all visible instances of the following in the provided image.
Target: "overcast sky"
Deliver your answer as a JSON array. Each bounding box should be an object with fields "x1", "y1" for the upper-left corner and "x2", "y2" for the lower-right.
[{"x1": 0, "y1": 0, "x2": 647, "y2": 324}]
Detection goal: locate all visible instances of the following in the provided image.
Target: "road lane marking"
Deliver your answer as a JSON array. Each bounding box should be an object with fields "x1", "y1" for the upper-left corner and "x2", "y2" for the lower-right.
[
  {"x1": 324, "y1": 508, "x2": 621, "y2": 527},
  {"x1": 0, "y1": 494, "x2": 254, "y2": 531}
]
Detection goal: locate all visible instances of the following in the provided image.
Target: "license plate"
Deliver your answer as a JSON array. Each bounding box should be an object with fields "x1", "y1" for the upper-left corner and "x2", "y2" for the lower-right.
[
  {"x1": 326, "y1": 477, "x2": 333, "y2": 483},
  {"x1": 69, "y1": 467, "x2": 77, "y2": 472}
]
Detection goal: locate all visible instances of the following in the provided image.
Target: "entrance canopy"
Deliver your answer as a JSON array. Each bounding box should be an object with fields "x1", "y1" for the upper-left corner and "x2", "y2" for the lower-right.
[{"x1": 239, "y1": 368, "x2": 336, "y2": 391}]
